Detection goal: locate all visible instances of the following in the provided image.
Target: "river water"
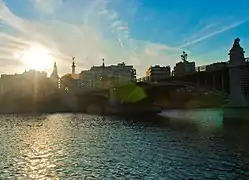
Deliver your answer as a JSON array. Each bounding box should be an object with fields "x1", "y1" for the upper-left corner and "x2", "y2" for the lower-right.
[{"x1": 0, "y1": 109, "x2": 249, "y2": 179}]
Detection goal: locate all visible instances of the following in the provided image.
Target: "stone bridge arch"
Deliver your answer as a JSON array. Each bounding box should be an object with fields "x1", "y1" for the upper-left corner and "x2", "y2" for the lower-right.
[{"x1": 78, "y1": 92, "x2": 109, "y2": 115}]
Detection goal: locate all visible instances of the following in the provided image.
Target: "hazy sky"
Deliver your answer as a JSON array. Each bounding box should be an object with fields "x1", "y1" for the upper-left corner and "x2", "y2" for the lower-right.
[{"x1": 0, "y1": 0, "x2": 249, "y2": 76}]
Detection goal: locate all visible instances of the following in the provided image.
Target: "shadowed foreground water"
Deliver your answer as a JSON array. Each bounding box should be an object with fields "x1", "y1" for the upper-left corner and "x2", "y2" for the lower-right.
[{"x1": 0, "y1": 110, "x2": 249, "y2": 179}]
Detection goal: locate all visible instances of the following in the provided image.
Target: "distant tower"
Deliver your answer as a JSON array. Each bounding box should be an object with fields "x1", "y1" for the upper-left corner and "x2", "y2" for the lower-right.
[
  {"x1": 50, "y1": 62, "x2": 59, "y2": 79},
  {"x1": 72, "y1": 57, "x2": 76, "y2": 74},
  {"x1": 181, "y1": 51, "x2": 188, "y2": 62},
  {"x1": 50, "y1": 62, "x2": 59, "y2": 88}
]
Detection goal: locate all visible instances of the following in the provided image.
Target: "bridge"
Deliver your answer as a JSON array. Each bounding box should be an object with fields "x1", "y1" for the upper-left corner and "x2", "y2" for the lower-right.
[
  {"x1": 67, "y1": 38, "x2": 249, "y2": 119},
  {"x1": 71, "y1": 72, "x2": 229, "y2": 115},
  {"x1": 136, "y1": 63, "x2": 230, "y2": 94}
]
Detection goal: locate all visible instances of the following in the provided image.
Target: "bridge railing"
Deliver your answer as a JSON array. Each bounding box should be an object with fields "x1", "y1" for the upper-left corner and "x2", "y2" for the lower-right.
[
  {"x1": 129, "y1": 59, "x2": 249, "y2": 83},
  {"x1": 136, "y1": 77, "x2": 149, "y2": 82},
  {"x1": 145, "y1": 80, "x2": 228, "y2": 97},
  {"x1": 196, "y1": 65, "x2": 207, "y2": 72}
]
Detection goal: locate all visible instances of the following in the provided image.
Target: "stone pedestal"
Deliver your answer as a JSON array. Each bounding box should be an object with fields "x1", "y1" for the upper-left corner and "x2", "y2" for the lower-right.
[
  {"x1": 225, "y1": 66, "x2": 248, "y2": 107},
  {"x1": 222, "y1": 38, "x2": 249, "y2": 121}
]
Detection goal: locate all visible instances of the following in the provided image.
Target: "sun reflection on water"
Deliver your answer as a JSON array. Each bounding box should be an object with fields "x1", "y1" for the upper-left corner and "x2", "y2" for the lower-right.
[
  {"x1": 1, "y1": 113, "x2": 249, "y2": 179},
  {"x1": 12, "y1": 114, "x2": 71, "y2": 179}
]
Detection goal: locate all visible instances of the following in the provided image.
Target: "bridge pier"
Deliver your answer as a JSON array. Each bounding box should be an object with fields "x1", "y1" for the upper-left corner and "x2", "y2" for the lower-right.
[
  {"x1": 223, "y1": 38, "x2": 249, "y2": 121},
  {"x1": 196, "y1": 78, "x2": 200, "y2": 87},
  {"x1": 109, "y1": 88, "x2": 118, "y2": 106},
  {"x1": 204, "y1": 78, "x2": 207, "y2": 86},
  {"x1": 221, "y1": 74, "x2": 224, "y2": 92},
  {"x1": 212, "y1": 75, "x2": 215, "y2": 90}
]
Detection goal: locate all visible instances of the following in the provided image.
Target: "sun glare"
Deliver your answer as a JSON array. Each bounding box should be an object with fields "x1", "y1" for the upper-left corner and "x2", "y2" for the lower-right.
[{"x1": 14, "y1": 45, "x2": 53, "y2": 71}]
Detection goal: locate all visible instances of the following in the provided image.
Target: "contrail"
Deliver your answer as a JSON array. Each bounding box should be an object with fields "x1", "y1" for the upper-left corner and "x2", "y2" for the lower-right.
[{"x1": 180, "y1": 19, "x2": 249, "y2": 48}]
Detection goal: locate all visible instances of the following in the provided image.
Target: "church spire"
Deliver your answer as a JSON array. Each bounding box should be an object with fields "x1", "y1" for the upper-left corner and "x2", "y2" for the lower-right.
[
  {"x1": 53, "y1": 62, "x2": 57, "y2": 74},
  {"x1": 50, "y1": 62, "x2": 59, "y2": 78},
  {"x1": 72, "y1": 57, "x2": 76, "y2": 74}
]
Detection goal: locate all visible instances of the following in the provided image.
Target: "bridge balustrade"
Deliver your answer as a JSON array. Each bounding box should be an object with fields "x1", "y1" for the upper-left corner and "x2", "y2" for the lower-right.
[
  {"x1": 196, "y1": 65, "x2": 207, "y2": 72},
  {"x1": 144, "y1": 80, "x2": 228, "y2": 97}
]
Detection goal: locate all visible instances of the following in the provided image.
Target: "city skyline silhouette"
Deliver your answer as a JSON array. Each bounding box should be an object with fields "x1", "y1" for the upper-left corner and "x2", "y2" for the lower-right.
[{"x1": 1, "y1": 0, "x2": 249, "y2": 76}]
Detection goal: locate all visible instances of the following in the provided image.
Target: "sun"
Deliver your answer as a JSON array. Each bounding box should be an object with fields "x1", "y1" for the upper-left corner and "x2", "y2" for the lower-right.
[{"x1": 14, "y1": 45, "x2": 53, "y2": 71}]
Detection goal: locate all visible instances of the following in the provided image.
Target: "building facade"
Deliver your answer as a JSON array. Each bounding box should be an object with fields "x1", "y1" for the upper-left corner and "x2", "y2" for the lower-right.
[
  {"x1": 80, "y1": 61, "x2": 136, "y2": 89},
  {"x1": 146, "y1": 65, "x2": 171, "y2": 81},
  {"x1": 60, "y1": 58, "x2": 82, "y2": 91},
  {"x1": 173, "y1": 51, "x2": 196, "y2": 77},
  {"x1": 0, "y1": 70, "x2": 49, "y2": 97}
]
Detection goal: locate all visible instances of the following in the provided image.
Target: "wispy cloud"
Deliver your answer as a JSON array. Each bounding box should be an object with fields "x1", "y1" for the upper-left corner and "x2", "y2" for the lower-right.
[
  {"x1": 180, "y1": 19, "x2": 249, "y2": 48},
  {"x1": 0, "y1": 0, "x2": 181, "y2": 76},
  {"x1": 29, "y1": 0, "x2": 63, "y2": 14}
]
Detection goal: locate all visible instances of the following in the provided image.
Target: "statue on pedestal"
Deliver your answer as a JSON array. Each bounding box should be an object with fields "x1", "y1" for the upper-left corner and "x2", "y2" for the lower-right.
[
  {"x1": 181, "y1": 51, "x2": 187, "y2": 62},
  {"x1": 233, "y1": 37, "x2": 240, "y2": 47}
]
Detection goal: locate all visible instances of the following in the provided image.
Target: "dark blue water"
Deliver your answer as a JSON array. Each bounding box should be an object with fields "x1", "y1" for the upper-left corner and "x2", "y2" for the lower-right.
[{"x1": 0, "y1": 110, "x2": 249, "y2": 179}]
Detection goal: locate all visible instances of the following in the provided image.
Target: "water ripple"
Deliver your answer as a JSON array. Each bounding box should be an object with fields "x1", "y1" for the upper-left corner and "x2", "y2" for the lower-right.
[{"x1": 0, "y1": 112, "x2": 249, "y2": 179}]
